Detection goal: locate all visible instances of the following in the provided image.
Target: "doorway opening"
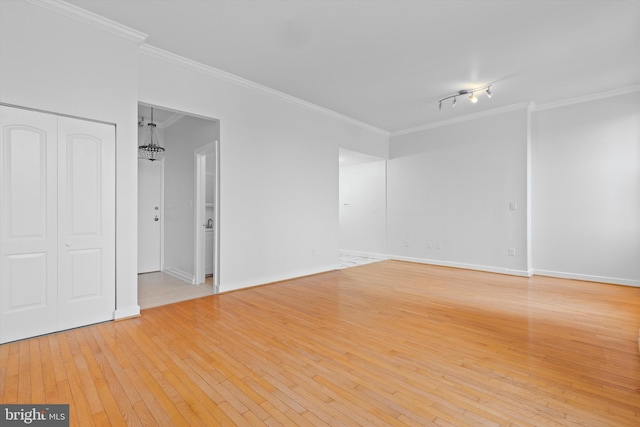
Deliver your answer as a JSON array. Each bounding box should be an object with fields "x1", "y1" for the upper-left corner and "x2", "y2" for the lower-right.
[
  {"x1": 136, "y1": 103, "x2": 220, "y2": 309},
  {"x1": 338, "y1": 148, "x2": 388, "y2": 269},
  {"x1": 194, "y1": 141, "x2": 220, "y2": 292}
]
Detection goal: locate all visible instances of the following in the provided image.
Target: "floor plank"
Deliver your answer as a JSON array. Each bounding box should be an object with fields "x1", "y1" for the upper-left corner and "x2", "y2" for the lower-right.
[{"x1": 1, "y1": 260, "x2": 640, "y2": 425}]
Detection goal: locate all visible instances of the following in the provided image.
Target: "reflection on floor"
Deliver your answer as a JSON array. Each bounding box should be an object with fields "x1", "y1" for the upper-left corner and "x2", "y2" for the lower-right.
[
  {"x1": 138, "y1": 272, "x2": 214, "y2": 310},
  {"x1": 139, "y1": 254, "x2": 381, "y2": 308},
  {"x1": 338, "y1": 253, "x2": 384, "y2": 269}
]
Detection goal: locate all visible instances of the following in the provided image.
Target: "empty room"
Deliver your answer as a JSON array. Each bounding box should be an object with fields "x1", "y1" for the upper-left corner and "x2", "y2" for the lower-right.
[{"x1": 1, "y1": 0, "x2": 639, "y2": 425}]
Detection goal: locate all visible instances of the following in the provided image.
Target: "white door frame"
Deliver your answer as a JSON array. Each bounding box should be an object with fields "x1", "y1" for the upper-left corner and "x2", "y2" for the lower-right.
[{"x1": 194, "y1": 140, "x2": 220, "y2": 291}]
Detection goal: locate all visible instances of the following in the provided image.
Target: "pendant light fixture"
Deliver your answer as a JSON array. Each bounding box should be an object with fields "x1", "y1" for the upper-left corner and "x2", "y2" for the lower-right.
[{"x1": 138, "y1": 107, "x2": 165, "y2": 161}]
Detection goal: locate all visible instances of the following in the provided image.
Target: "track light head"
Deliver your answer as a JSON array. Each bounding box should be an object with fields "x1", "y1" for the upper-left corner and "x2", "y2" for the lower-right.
[
  {"x1": 452, "y1": 97, "x2": 457, "y2": 107},
  {"x1": 486, "y1": 86, "x2": 492, "y2": 98},
  {"x1": 469, "y1": 93, "x2": 478, "y2": 103}
]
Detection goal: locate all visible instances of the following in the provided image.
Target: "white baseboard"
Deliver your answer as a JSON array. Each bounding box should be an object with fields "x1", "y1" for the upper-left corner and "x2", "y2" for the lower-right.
[
  {"x1": 339, "y1": 249, "x2": 389, "y2": 260},
  {"x1": 389, "y1": 255, "x2": 532, "y2": 277},
  {"x1": 533, "y1": 269, "x2": 640, "y2": 287},
  {"x1": 163, "y1": 266, "x2": 195, "y2": 284},
  {"x1": 114, "y1": 305, "x2": 140, "y2": 320},
  {"x1": 220, "y1": 264, "x2": 338, "y2": 293}
]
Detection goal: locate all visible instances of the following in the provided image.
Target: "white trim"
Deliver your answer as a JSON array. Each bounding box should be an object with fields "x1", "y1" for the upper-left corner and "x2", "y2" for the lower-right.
[
  {"x1": 219, "y1": 264, "x2": 337, "y2": 293},
  {"x1": 114, "y1": 305, "x2": 141, "y2": 320},
  {"x1": 194, "y1": 143, "x2": 215, "y2": 286},
  {"x1": 27, "y1": 0, "x2": 148, "y2": 44},
  {"x1": 389, "y1": 255, "x2": 532, "y2": 278},
  {"x1": 162, "y1": 267, "x2": 195, "y2": 284},
  {"x1": 525, "y1": 103, "x2": 533, "y2": 274},
  {"x1": 139, "y1": 44, "x2": 389, "y2": 136},
  {"x1": 533, "y1": 86, "x2": 640, "y2": 112},
  {"x1": 533, "y1": 269, "x2": 640, "y2": 288},
  {"x1": 212, "y1": 140, "x2": 221, "y2": 293},
  {"x1": 391, "y1": 102, "x2": 531, "y2": 137}
]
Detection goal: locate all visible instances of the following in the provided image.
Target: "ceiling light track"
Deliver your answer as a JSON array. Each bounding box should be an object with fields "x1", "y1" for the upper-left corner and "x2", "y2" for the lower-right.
[{"x1": 438, "y1": 84, "x2": 493, "y2": 111}]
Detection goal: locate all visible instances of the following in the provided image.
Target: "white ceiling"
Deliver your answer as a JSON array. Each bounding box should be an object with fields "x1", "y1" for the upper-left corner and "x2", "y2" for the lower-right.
[{"x1": 69, "y1": 0, "x2": 639, "y2": 133}]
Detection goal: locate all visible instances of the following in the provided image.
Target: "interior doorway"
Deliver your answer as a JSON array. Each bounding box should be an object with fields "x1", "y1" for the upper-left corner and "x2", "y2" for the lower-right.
[
  {"x1": 136, "y1": 103, "x2": 220, "y2": 307},
  {"x1": 338, "y1": 148, "x2": 388, "y2": 268},
  {"x1": 194, "y1": 141, "x2": 220, "y2": 292}
]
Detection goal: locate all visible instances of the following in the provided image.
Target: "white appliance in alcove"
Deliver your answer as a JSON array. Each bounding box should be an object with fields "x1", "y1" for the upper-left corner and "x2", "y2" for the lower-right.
[{"x1": 0, "y1": 105, "x2": 116, "y2": 344}]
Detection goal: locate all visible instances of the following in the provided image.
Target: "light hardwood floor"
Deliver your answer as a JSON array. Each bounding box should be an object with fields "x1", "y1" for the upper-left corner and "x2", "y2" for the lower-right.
[{"x1": 1, "y1": 260, "x2": 639, "y2": 426}]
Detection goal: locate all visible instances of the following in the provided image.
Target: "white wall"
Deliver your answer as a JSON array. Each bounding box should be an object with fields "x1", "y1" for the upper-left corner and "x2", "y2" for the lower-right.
[
  {"x1": 339, "y1": 160, "x2": 387, "y2": 258},
  {"x1": 0, "y1": 1, "x2": 142, "y2": 318},
  {"x1": 532, "y1": 92, "x2": 640, "y2": 286},
  {"x1": 388, "y1": 108, "x2": 530, "y2": 275},
  {"x1": 162, "y1": 116, "x2": 219, "y2": 280},
  {"x1": 138, "y1": 49, "x2": 389, "y2": 292}
]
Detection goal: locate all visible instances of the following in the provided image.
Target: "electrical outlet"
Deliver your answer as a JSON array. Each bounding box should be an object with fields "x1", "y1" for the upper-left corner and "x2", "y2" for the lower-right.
[
  {"x1": 436, "y1": 242, "x2": 442, "y2": 250},
  {"x1": 427, "y1": 242, "x2": 433, "y2": 249},
  {"x1": 403, "y1": 240, "x2": 409, "y2": 247},
  {"x1": 509, "y1": 202, "x2": 517, "y2": 211},
  {"x1": 508, "y1": 248, "x2": 516, "y2": 256}
]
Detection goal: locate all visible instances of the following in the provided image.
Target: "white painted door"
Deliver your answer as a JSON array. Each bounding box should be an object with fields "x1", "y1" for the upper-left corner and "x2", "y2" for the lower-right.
[
  {"x1": 57, "y1": 117, "x2": 115, "y2": 330},
  {"x1": 0, "y1": 106, "x2": 115, "y2": 343},
  {"x1": 137, "y1": 158, "x2": 162, "y2": 273},
  {"x1": 0, "y1": 107, "x2": 59, "y2": 342}
]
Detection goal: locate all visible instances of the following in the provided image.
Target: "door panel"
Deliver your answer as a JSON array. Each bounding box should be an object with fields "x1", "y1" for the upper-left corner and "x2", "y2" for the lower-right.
[
  {"x1": 67, "y1": 134, "x2": 101, "y2": 235},
  {"x1": 68, "y1": 249, "x2": 102, "y2": 300},
  {"x1": 137, "y1": 159, "x2": 162, "y2": 273},
  {"x1": 5, "y1": 253, "x2": 48, "y2": 310},
  {"x1": 0, "y1": 107, "x2": 58, "y2": 343},
  {"x1": 57, "y1": 117, "x2": 115, "y2": 330},
  {"x1": 7, "y1": 128, "x2": 48, "y2": 238}
]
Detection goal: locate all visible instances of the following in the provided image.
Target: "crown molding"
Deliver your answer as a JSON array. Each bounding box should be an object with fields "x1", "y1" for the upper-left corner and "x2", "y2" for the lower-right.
[
  {"x1": 139, "y1": 44, "x2": 389, "y2": 136},
  {"x1": 533, "y1": 85, "x2": 640, "y2": 112},
  {"x1": 391, "y1": 102, "x2": 531, "y2": 137},
  {"x1": 27, "y1": 0, "x2": 148, "y2": 44}
]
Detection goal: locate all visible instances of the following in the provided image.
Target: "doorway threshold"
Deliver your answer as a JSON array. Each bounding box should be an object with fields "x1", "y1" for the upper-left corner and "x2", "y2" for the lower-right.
[{"x1": 138, "y1": 272, "x2": 214, "y2": 309}]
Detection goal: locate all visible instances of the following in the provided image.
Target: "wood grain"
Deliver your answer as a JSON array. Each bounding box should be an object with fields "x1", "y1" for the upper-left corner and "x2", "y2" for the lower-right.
[{"x1": 1, "y1": 260, "x2": 639, "y2": 426}]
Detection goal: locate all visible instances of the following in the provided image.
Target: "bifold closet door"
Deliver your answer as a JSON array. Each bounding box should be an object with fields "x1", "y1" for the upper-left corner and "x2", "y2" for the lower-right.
[
  {"x1": 0, "y1": 106, "x2": 115, "y2": 344},
  {"x1": 56, "y1": 116, "x2": 115, "y2": 331},
  {"x1": 0, "y1": 107, "x2": 59, "y2": 343}
]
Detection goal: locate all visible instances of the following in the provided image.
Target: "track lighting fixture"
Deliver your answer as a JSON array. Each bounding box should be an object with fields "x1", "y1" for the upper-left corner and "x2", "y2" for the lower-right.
[{"x1": 438, "y1": 84, "x2": 493, "y2": 110}]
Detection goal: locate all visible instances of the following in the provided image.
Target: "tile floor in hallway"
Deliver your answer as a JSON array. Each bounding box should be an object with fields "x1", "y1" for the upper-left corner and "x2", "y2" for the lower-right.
[
  {"x1": 138, "y1": 253, "x2": 382, "y2": 309},
  {"x1": 138, "y1": 272, "x2": 214, "y2": 309}
]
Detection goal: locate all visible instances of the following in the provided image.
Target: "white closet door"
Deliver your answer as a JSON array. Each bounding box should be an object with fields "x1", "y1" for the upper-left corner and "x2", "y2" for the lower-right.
[
  {"x1": 57, "y1": 117, "x2": 115, "y2": 330},
  {"x1": 0, "y1": 106, "x2": 59, "y2": 343},
  {"x1": 0, "y1": 107, "x2": 115, "y2": 344}
]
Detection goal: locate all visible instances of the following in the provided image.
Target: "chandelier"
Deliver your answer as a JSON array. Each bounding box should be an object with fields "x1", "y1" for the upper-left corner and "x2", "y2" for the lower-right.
[{"x1": 138, "y1": 107, "x2": 165, "y2": 161}]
